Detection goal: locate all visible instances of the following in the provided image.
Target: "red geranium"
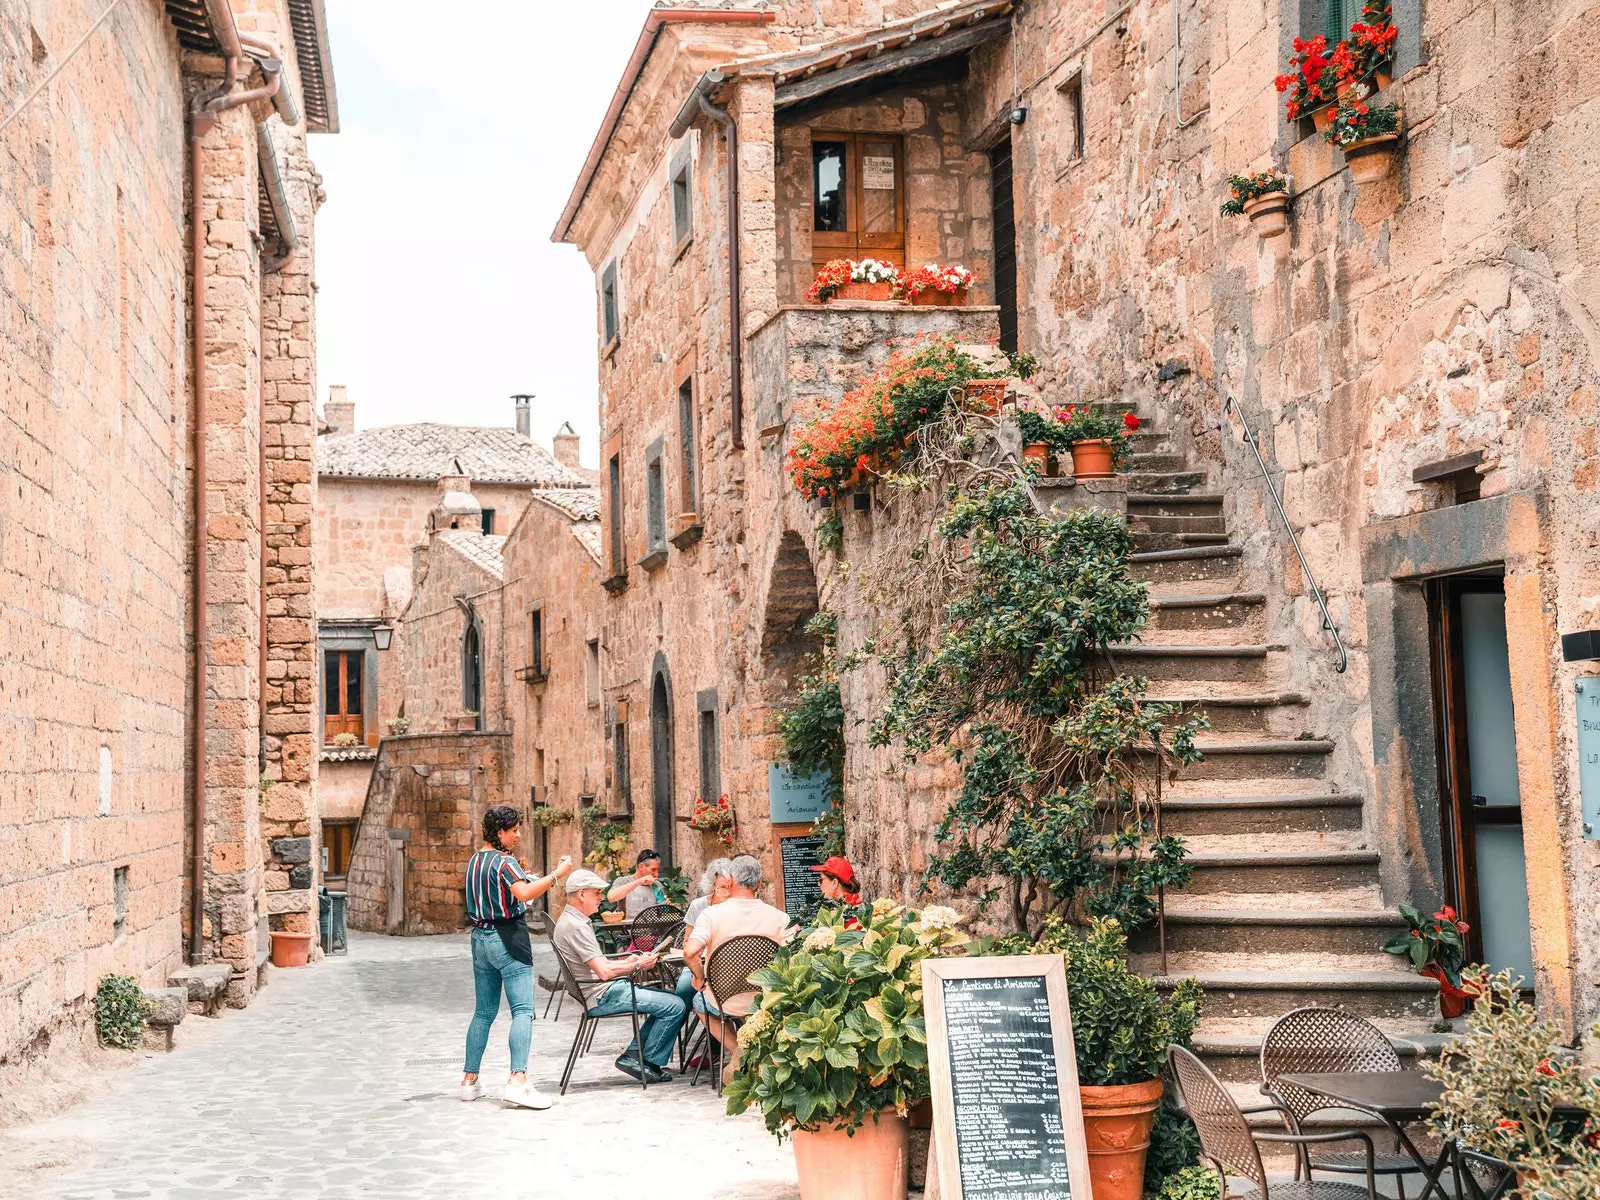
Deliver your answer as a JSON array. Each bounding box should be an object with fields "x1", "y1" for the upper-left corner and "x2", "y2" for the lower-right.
[{"x1": 1123, "y1": 412, "x2": 1140, "y2": 432}]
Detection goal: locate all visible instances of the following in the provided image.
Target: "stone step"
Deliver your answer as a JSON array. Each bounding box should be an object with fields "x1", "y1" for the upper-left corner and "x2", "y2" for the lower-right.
[
  {"x1": 1130, "y1": 513, "x2": 1228, "y2": 536},
  {"x1": 1170, "y1": 737, "x2": 1335, "y2": 781},
  {"x1": 1159, "y1": 791, "x2": 1362, "y2": 836},
  {"x1": 1130, "y1": 452, "x2": 1188, "y2": 473},
  {"x1": 1130, "y1": 531, "x2": 1231, "y2": 552},
  {"x1": 1179, "y1": 848, "x2": 1381, "y2": 895},
  {"x1": 1128, "y1": 491, "x2": 1225, "y2": 515},
  {"x1": 1146, "y1": 591, "x2": 1266, "y2": 633},
  {"x1": 1111, "y1": 643, "x2": 1272, "y2": 684},
  {"x1": 1133, "y1": 907, "x2": 1406, "y2": 957},
  {"x1": 1130, "y1": 544, "x2": 1243, "y2": 584},
  {"x1": 1152, "y1": 970, "x2": 1440, "y2": 1021},
  {"x1": 1155, "y1": 693, "x2": 1309, "y2": 734},
  {"x1": 1128, "y1": 469, "x2": 1208, "y2": 494}
]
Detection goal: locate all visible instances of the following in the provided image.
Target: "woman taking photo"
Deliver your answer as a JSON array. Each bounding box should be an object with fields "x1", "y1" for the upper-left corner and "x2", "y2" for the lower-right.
[{"x1": 461, "y1": 805, "x2": 573, "y2": 1110}]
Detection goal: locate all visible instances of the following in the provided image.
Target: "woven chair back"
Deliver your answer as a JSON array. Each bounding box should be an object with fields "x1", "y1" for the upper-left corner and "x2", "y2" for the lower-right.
[
  {"x1": 1260, "y1": 1006, "x2": 1403, "y2": 1123},
  {"x1": 1170, "y1": 1045, "x2": 1270, "y2": 1196},
  {"x1": 704, "y1": 935, "x2": 780, "y2": 1012}
]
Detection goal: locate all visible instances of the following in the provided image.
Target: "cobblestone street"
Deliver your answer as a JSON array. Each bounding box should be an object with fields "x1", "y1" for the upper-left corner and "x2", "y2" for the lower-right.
[{"x1": 0, "y1": 935, "x2": 798, "y2": 1200}]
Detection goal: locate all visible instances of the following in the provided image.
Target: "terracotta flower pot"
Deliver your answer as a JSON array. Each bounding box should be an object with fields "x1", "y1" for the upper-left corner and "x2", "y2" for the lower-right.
[
  {"x1": 1342, "y1": 131, "x2": 1401, "y2": 185},
  {"x1": 1311, "y1": 100, "x2": 1339, "y2": 132},
  {"x1": 1337, "y1": 69, "x2": 1392, "y2": 102},
  {"x1": 1022, "y1": 443, "x2": 1050, "y2": 471},
  {"x1": 1071, "y1": 438, "x2": 1117, "y2": 479},
  {"x1": 1080, "y1": 1078, "x2": 1164, "y2": 1200},
  {"x1": 963, "y1": 379, "x2": 1008, "y2": 415},
  {"x1": 1421, "y1": 962, "x2": 1473, "y2": 1019},
  {"x1": 1243, "y1": 192, "x2": 1290, "y2": 239},
  {"x1": 908, "y1": 287, "x2": 968, "y2": 307},
  {"x1": 269, "y1": 930, "x2": 313, "y2": 968},
  {"x1": 831, "y1": 281, "x2": 895, "y2": 303},
  {"x1": 791, "y1": 1110, "x2": 908, "y2": 1200}
]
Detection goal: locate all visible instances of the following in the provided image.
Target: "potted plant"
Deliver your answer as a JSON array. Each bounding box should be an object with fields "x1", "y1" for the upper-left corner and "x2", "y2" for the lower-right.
[
  {"x1": 329, "y1": 731, "x2": 360, "y2": 748},
  {"x1": 385, "y1": 716, "x2": 410, "y2": 736},
  {"x1": 527, "y1": 804, "x2": 573, "y2": 827},
  {"x1": 269, "y1": 928, "x2": 314, "y2": 967},
  {"x1": 1054, "y1": 404, "x2": 1140, "y2": 478},
  {"x1": 808, "y1": 258, "x2": 902, "y2": 304},
  {"x1": 1326, "y1": 90, "x2": 1402, "y2": 184},
  {"x1": 688, "y1": 793, "x2": 738, "y2": 851},
  {"x1": 726, "y1": 901, "x2": 969, "y2": 1200},
  {"x1": 1426, "y1": 967, "x2": 1600, "y2": 1200},
  {"x1": 1275, "y1": 34, "x2": 1339, "y2": 129},
  {"x1": 1331, "y1": 1, "x2": 1397, "y2": 98},
  {"x1": 1220, "y1": 169, "x2": 1290, "y2": 239},
  {"x1": 897, "y1": 263, "x2": 973, "y2": 307},
  {"x1": 1381, "y1": 902, "x2": 1475, "y2": 1017},
  {"x1": 995, "y1": 919, "x2": 1203, "y2": 1200}
]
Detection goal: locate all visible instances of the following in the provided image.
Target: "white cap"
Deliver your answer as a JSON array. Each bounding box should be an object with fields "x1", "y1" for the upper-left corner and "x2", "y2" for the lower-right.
[{"x1": 565, "y1": 868, "x2": 609, "y2": 894}]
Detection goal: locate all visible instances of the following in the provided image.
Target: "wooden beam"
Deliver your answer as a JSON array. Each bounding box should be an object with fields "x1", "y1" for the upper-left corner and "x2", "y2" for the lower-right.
[
  {"x1": 774, "y1": 19, "x2": 1009, "y2": 109},
  {"x1": 1413, "y1": 450, "x2": 1484, "y2": 483}
]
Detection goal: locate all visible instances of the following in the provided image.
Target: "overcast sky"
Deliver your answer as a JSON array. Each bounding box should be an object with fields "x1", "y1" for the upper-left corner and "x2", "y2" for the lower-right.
[{"x1": 311, "y1": 0, "x2": 661, "y2": 470}]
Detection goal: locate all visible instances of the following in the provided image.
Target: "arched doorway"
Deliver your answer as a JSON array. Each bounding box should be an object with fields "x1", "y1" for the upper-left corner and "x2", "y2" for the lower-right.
[
  {"x1": 649, "y1": 659, "x2": 675, "y2": 870},
  {"x1": 462, "y1": 615, "x2": 483, "y2": 731}
]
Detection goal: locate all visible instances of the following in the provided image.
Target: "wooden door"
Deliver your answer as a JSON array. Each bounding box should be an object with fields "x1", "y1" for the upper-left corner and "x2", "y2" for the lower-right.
[
  {"x1": 323, "y1": 650, "x2": 366, "y2": 742},
  {"x1": 1428, "y1": 576, "x2": 1535, "y2": 988},
  {"x1": 811, "y1": 132, "x2": 905, "y2": 272}
]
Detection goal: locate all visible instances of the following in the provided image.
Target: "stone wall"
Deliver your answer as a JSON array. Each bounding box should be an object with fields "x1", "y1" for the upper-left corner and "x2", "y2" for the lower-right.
[
  {"x1": 345, "y1": 734, "x2": 511, "y2": 935},
  {"x1": 395, "y1": 526, "x2": 507, "y2": 734},
  {"x1": 0, "y1": 0, "x2": 191, "y2": 1080},
  {"x1": 502, "y1": 497, "x2": 607, "y2": 893}
]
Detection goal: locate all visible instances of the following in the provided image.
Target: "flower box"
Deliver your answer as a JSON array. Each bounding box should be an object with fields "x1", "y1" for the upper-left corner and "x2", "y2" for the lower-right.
[
  {"x1": 832, "y1": 281, "x2": 896, "y2": 303},
  {"x1": 909, "y1": 287, "x2": 968, "y2": 307}
]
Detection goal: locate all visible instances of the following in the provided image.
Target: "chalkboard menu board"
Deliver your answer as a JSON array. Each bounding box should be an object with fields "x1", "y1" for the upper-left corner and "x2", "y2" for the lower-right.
[
  {"x1": 777, "y1": 832, "x2": 827, "y2": 920},
  {"x1": 943, "y1": 976, "x2": 1070, "y2": 1199},
  {"x1": 924, "y1": 956, "x2": 1091, "y2": 1200}
]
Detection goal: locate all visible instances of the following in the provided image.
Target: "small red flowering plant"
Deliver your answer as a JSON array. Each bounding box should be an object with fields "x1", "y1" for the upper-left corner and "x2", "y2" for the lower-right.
[
  {"x1": 1274, "y1": 34, "x2": 1337, "y2": 122},
  {"x1": 1336, "y1": 2, "x2": 1398, "y2": 90},
  {"x1": 787, "y1": 335, "x2": 1005, "y2": 500},
  {"x1": 1022, "y1": 403, "x2": 1139, "y2": 469},
  {"x1": 806, "y1": 257, "x2": 902, "y2": 303},
  {"x1": 1383, "y1": 901, "x2": 1470, "y2": 986},
  {"x1": 688, "y1": 793, "x2": 738, "y2": 846},
  {"x1": 1219, "y1": 168, "x2": 1288, "y2": 217},
  {"x1": 1323, "y1": 86, "x2": 1401, "y2": 150},
  {"x1": 1275, "y1": 3, "x2": 1397, "y2": 124},
  {"x1": 896, "y1": 263, "x2": 973, "y2": 299}
]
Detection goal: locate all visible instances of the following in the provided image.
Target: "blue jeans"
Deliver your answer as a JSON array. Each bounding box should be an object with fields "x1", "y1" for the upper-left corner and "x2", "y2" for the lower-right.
[
  {"x1": 590, "y1": 980, "x2": 688, "y2": 1068},
  {"x1": 464, "y1": 928, "x2": 534, "y2": 1077}
]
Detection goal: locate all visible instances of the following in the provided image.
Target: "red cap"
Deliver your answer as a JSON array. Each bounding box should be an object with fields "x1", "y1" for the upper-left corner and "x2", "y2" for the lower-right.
[{"x1": 809, "y1": 856, "x2": 856, "y2": 886}]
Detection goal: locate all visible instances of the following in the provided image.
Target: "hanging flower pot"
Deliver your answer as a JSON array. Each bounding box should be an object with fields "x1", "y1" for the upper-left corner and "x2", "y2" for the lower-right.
[
  {"x1": 1342, "y1": 131, "x2": 1401, "y2": 184},
  {"x1": 963, "y1": 379, "x2": 1008, "y2": 415},
  {"x1": 1022, "y1": 443, "x2": 1050, "y2": 472},
  {"x1": 1080, "y1": 1078, "x2": 1165, "y2": 1200},
  {"x1": 1071, "y1": 438, "x2": 1117, "y2": 479},
  {"x1": 1243, "y1": 192, "x2": 1290, "y2": 238}
]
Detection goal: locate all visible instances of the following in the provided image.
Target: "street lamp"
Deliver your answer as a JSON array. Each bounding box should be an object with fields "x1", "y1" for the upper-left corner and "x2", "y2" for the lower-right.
[{"x1": 372, "y1": 625, "x2": 393, "y2": 651}]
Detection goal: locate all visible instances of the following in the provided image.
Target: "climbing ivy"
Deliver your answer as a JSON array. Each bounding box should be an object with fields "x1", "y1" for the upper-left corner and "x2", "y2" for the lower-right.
[{"x1": 871, "y1": 481, "x2": 1205, "y2": 936}]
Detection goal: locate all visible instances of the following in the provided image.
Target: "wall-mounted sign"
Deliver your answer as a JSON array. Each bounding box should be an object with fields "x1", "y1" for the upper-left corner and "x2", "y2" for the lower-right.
[
  {"x1": 862, "y1": 155, "x2": 896, "y2": 190},
  {"x1": 923, "y1": 955, "x2": 1093, "y2": 1200},
  {"x1": 1577, "y1": 678, "x2": 1600, "y2": 840},
  {"x1": 767, "y1": 763, "x2": 832, "y2": 824}
]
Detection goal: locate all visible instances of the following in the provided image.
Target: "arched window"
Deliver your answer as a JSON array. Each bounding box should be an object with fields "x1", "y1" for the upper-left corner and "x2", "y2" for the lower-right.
[
  {"x1": 462, "y1": 614, "x2": 483, "y2": 731},
  {"x1": 649, "y1": 658, "x2": 674, "y2": 870}
]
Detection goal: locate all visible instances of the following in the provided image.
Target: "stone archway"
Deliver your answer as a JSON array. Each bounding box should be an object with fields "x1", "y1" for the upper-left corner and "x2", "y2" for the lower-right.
[{"x1": 760, "y1": 530, "x2": 822, "y2": 688}]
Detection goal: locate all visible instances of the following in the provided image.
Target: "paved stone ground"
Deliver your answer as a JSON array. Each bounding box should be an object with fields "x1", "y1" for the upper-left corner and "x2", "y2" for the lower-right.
[{"x1": 0, "y1": 933, "x2": 799, "y2": 1200}]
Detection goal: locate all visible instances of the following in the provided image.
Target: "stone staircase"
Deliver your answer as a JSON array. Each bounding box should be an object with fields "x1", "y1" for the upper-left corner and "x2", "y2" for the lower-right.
[{"x1": 1096, "y1": 400, "x2": 1446, "y2": 1109}]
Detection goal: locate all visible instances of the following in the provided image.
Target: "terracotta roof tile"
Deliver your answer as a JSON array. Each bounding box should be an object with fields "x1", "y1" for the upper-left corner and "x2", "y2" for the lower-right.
[
  {"x1": 436, "y1": 531, "x2": 507, "y2": 579},
  {"x1": 530, "y1": 488, "x2": 601, "y2": 521},
  {"x1": 318, "y1": 424, "x2": 586, "y2": 487}
]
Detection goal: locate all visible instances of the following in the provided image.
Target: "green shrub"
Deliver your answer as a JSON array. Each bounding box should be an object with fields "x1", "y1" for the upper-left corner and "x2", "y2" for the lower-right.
[
  {"x1": 1152, "y1": 1164, "x2": 1220, "y2": 1200},
  {"x1": 1144, "y1": 1099, "x2": 1204, "y2": 1196},
  {"x1": 95, "y1": 973, "x2": 152, "y2": 1049}
]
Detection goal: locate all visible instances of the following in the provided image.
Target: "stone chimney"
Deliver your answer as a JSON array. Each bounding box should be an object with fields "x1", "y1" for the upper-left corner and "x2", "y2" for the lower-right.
[
  {"x1": 513, "y1": 394, "x2": 533, "y2": 439},
  {"x1": 553, "y1": 421, "x2": 580, "y2": 470},
  {"x1": 324, "y1": 385, "x2": 355, "y2": 436},
  {"x1": 429, "y1": 471, "x2": 482, "y2": 534}
]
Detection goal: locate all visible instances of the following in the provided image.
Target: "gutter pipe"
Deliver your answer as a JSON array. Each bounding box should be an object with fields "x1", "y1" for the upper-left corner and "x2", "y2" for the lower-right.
[
  {"x1": 671, "y1": 73, "x2": 743, "y2": 450},
  {"x1": 187, "y1": 5, "x2": 297, "y2": 967}
]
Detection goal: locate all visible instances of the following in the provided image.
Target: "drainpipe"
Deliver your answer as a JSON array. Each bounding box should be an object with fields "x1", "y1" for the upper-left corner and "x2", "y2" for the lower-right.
[
  {"x1": 671, "y1": 73, "x2": 742, "y2": 450},
  {"x1": 187, "y1": 10, "x2": 287, "y2": 967}
]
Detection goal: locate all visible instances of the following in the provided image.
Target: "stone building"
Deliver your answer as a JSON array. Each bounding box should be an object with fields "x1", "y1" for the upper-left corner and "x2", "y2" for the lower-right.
[
  {"x1": 551, "y1": 0, "x2": 1600, "y2": 1076},
  {"x1": 1, "y1": 0, "x2": 336, "y2": 1092},
  {"x1": 312, "y1": 399, "x2": 587, "y2": 875}
]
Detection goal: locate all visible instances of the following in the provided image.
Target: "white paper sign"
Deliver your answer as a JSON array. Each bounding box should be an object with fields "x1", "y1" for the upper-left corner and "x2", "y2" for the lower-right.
[{"x1": 863, "y1": 155, "x2": 896, "y2": 190}]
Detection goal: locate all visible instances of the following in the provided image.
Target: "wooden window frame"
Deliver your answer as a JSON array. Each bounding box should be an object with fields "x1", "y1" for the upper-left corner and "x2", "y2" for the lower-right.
[
  {"x1": 322, "y1": 648, "x2": 366, "y2": 743},
  {"x1": 599, "y1": 260, "x2": 620, "y2": 349},
  {"x1": 810, "y1": 131, "x2": 907, "y2": 271}
]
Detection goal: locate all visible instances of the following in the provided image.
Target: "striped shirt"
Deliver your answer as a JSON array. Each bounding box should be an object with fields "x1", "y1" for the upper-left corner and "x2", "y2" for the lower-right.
[{"x1": 464, "y1": 849, "x2": 530, "y2": 924}]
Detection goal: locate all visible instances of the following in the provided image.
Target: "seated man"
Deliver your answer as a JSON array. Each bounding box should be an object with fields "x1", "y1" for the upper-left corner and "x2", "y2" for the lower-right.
[
  {"x1": 554, "y1": 868, "x2": 688, "y2": 1084},
  {"x1": 681, "y1": 854, "x2": 792, "y2": 1083},
  {"x1": 606, "y1": 848, "x2": 667, "y2": 919}
]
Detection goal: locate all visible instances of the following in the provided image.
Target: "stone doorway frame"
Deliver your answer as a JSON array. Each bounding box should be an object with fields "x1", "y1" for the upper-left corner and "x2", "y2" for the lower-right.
[{"x1": 1361, "y1": 491, "x2": 1575, "y2": 1030}]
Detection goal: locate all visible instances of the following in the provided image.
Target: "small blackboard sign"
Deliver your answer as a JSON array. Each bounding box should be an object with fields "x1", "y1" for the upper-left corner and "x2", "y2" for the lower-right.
[
  {"x1": 776, "y1": 831, "x2": 827, "y2": 920},
  {"x1": 923, "y1": 956, "x2": 1091, "y2": 1200}
]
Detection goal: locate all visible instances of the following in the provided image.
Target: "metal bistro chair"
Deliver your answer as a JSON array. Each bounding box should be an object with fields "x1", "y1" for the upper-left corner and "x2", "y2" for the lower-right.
[
  {"x1": 690, "y1": 935, "x2": 779, "y2": 1092},
  {"x1": 550, "y1": 942, "x2": 648, "y2": 1095},
  {"x1": 1260, "y1": 1007, "x2": 1426, "y2": 1198},
  {"x1": 1169, "y1": 1045, "x2": 1380, "y2": 1200},
  {"x1": 629, "y1": 906, "x2": 686, "y2": 990},
  {"x1": 1456, "y1": 1150, "x2": 1517, "y2": 1200},
  {"x1": 539, "y1": 934, "x2": 574, "y2": 1021}
]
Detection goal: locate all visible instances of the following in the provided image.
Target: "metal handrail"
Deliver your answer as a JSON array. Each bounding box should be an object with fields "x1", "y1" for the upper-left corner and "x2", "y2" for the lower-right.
[{"x1": 1222, "y1": 395, "x2": 1348, "y2": 674}]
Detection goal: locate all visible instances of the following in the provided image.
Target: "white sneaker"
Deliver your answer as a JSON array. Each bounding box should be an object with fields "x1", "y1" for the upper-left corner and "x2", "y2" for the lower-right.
[
  {"x1": 460, "y1": 1081, "x2": 482, "y2": 1102},
  {"x1": 503, "y1": 1081, "x2": 554, "y2": 1110}
]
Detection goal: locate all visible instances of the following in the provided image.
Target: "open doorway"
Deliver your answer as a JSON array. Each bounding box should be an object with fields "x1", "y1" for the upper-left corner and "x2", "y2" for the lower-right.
[
  {"x1": 988, "y1": 136, "x2": 1017, "y2": 353},
  {"x1": 1427, "y1": 573, "x2": 1535, "y2": 988},
  {"x1": 650, "y1": 667, "x2": 675, "y2": 871}
]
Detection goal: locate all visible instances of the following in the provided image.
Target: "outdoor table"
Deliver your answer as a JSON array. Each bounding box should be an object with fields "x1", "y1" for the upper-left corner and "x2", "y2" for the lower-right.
[
  {"x1": 592, "y1": 916, "x2": 633, "y2": 953},
  {"x1": 1277, "y1": 1071, "x2": 1457, "y2": 1200}
]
